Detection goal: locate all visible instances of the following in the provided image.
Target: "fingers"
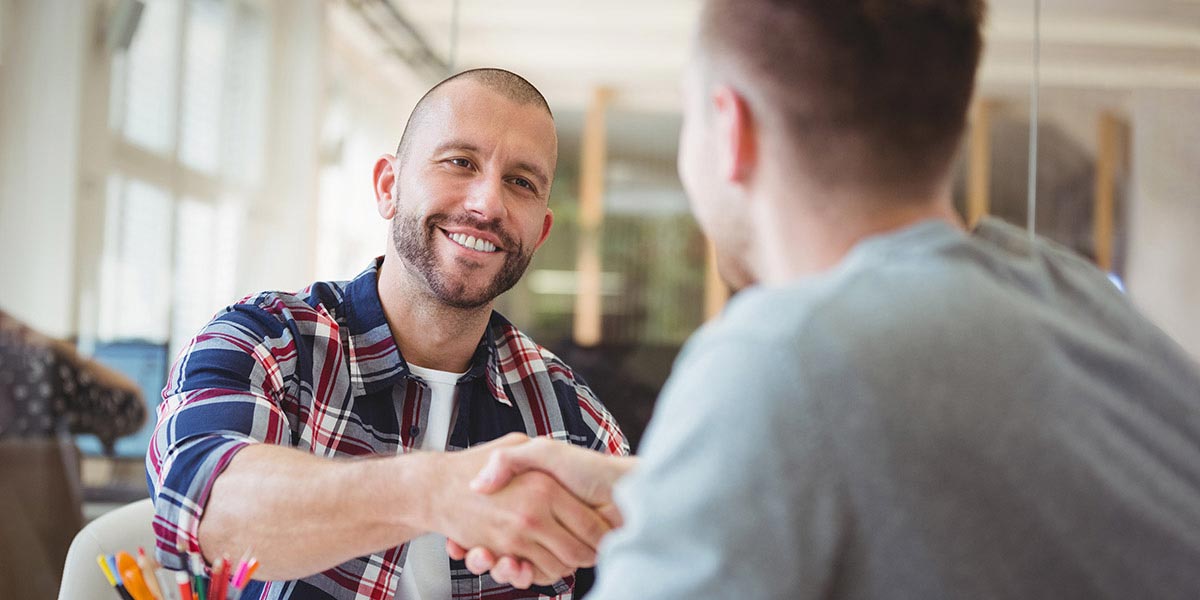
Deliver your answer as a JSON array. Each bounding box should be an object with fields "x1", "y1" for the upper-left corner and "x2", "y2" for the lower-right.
[
  {"x1": 490, "y1": 555, "x2": 536, "y2": 589},
  {"x1": 514, "y1": 480, "x2": 601, "y2": 568},
  {"x1": 459, "y1": 547, "x2": 538, "y2": 590},
  {"x1": 445, "y1": 538, "x2": 468, "y2": 561},
  {"x1": 548, "y1": 491, "x2": 612, "y2": 554},
  {"x1": 464, "y1": 546, "x2": 496, "y2": 574},
  {"x1": 512, "y1": 541, "x2": 572, "y2": 586}
]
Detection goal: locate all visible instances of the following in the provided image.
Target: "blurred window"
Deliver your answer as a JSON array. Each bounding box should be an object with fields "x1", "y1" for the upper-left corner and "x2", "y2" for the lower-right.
[
  {"x1": 111, "y1": 0, "x2": 181, "y2": 153},
  {"x1": 91, "y1": 0, "x2": 271, "y2": 458}
]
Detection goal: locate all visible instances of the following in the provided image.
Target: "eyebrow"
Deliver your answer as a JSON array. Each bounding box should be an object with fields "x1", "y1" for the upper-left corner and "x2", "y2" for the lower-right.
[
  {"x1": 432, "y1": 139, "x2": 551, "y2": 191},
  {"x1": 513, "y1": 161, "x2": 551, "y2": 191},
  {"x1": 432, "y1": 140, "x2": 482, "y2": 156}
]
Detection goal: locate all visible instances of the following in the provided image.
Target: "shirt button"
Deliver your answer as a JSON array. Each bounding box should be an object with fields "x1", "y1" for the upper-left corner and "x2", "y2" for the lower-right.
[{"x1": 409, "y1": 426, "x2": 420, "y2": 437}]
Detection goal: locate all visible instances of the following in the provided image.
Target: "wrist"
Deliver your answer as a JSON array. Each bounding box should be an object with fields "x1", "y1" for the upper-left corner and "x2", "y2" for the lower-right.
[{"x1": 378, "y1": 451, "x2": 443, "y2": 536}]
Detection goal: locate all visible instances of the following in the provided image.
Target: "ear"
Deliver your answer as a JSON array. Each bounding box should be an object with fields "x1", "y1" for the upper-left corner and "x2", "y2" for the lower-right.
[
  {"x1": 373, "y1": 154, "x2": 399, "y2": 219},
  {"x1": 533, "y1": 208, "x2": 554, "y2": 251},
  {"x1": 711, "y1": 86, "x2": 757, "y2": 184}
]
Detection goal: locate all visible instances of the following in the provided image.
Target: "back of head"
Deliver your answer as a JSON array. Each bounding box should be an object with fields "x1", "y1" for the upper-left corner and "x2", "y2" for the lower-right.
[{"x1": 698, "y1": 0, "x2": 985, "y2": 198}]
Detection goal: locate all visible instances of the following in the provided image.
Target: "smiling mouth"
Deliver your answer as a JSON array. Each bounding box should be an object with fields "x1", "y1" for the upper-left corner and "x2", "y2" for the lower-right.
[{"x1": 443, "y1": 229, "x2": 500, "y2": 253}]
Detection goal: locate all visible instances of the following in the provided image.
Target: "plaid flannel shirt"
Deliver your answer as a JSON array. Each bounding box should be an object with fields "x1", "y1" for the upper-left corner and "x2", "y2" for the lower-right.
[{"x1": 146, "y1": 258, "x2": 629, "y2": 600}]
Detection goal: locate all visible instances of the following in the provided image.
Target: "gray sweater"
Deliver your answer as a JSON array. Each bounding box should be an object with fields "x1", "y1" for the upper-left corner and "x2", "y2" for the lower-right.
[{"x1": 590, "y1": 218, "x2": 1200, "y2": 599}]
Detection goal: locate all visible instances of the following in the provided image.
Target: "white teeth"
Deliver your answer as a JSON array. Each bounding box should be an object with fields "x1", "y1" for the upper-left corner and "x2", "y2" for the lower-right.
[{"x1": 448, "y1": 232, "x2": 498, "y2": 253}]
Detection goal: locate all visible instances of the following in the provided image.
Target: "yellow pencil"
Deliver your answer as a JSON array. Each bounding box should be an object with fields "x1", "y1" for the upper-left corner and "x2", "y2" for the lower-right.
[{"x1": 97, "y1": 555, "x2": 118, "y2": 586}]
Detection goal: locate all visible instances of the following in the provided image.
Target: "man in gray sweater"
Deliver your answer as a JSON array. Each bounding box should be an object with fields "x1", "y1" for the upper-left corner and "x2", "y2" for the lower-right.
[{"x1": 451, "y1": 0, "x2": 1200, "y2": 597}]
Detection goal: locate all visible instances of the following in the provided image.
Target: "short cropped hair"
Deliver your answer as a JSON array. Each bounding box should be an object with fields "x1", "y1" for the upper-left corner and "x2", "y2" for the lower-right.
[
  {"x1": 698, "y1": 0, "x2": 985, "y2": 195},
  {"x1": 395, "y1": 68, "x2": 552, "y2": 160}
]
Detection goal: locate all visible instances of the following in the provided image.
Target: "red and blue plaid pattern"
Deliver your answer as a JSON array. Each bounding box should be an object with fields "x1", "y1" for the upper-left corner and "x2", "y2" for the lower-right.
[{"x1": 146, "y1": 258, "x2": 629, "y2": 599}]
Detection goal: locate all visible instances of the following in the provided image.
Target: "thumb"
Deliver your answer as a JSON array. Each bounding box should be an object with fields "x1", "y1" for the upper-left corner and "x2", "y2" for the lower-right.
[
  {"x1": 470, "y1": 438, "x2": 559, "y2": 494},
  {"x1": 597, "y1": 502, "x2": 624, "y2": 530},
  {"x1": 469, "y1": 448, "x2": 519, "y2": 494}
]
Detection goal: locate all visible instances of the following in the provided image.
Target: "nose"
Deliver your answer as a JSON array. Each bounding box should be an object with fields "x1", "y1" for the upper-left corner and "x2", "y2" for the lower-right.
[{"x1": 462, "y1": 175, "x2": 507, "y2": 222}]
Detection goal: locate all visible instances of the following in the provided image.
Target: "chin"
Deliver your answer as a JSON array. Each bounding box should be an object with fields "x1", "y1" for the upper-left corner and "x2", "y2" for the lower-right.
[
  {"x1": 432, "y1": 285, "x2": 494, "y2": 310},
  {"x1": 430, "y1": 272, "x2": 501, "y2": 309}
]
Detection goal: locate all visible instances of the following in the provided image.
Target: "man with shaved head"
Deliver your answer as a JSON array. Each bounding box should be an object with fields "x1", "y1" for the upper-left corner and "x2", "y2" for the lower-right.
[{"x1": 146, "y1": 68, "x2": 628, "y2": 600}]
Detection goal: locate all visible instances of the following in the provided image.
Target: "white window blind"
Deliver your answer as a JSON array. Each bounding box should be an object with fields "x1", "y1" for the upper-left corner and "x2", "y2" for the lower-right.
[
  {"x1": 116, "y1": 0, "x2": 181, "y2": 153},
  {"x1": 99, "y1": 176, "x2": 173, "y2": 343},
  {"x1": 222, "y1": 1, "x2": 269, "y2": 184},
  {"x1": 169, "y1": 197, "x2": 240, "y2": 360},
  {"x1": 101, "y1": 0, "x2": 271, "y2": 346},
  {"x1": 179, "y1": 0, "x2": 226, "y2": 174}
]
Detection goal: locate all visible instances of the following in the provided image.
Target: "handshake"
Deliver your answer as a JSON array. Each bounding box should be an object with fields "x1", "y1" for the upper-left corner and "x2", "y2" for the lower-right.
[{"x1": 425, "y1": 433, "x2": 635, "y2": 589}]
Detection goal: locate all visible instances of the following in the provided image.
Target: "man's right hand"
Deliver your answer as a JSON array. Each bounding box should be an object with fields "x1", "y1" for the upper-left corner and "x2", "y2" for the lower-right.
[
  {"x1": 469, "y1": 437, "x2": 635, "y2": 509},
  {"x1": 442, "y1": 437, "x2": 638, "y2": 588},
  {"x1": 420, "y1": 433, "x2": 615, "y2": 586}
]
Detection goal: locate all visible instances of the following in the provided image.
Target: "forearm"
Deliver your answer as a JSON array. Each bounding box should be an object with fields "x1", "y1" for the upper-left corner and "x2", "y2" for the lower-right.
[{"x1": 198, "y1": 443, "x2": 437, "y2": 580}]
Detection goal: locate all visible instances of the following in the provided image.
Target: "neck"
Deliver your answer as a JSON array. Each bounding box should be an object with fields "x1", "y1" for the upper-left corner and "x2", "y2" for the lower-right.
[
  {"x1": 750, "y1": 181, "x2": 964, "y2": 285},
  {"x1": 376, "y1": 252, "x2": 493, "y2": 373}
]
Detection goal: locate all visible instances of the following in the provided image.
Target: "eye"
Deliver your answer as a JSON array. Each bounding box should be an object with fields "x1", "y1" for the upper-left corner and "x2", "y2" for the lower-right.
[
  {"x1": 448, "y1": 157, "x2": 473, "y2": 169},
  {"x1": 509, "y1": 177, "x2": 535, "y2": 192}
]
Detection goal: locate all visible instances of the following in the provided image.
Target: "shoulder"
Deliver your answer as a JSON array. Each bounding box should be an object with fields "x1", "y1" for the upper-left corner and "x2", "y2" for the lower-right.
[
  {"x1": 489, "y1": 313, "x2": 630, "y2": 456},
  {"x1": 661, "y1": 266, "x2": 940, "y2": 432},
  {"x1": 216, "y1": 279, "x2": 351, "y2": 341}
]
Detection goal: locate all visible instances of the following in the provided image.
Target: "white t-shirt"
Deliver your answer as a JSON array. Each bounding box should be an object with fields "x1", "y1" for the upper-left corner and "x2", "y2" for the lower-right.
[{"x1": 396, "y1": 363, "x2": 464, "y2": 600}]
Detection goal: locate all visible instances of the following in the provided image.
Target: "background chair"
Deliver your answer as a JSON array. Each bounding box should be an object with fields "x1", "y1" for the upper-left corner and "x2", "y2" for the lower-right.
[
  {"x1": 0, "y1": 437, "x2": 85, "y2": 598},
  {"x1": 58, "y1": 497, "x2": 156, "y2": 600}
]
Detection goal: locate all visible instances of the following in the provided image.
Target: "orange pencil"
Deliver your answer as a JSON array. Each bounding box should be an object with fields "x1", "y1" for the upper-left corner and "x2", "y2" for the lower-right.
[
  {"x1": 239, "y1": 559, "x2": 260, "y2": 586},
  {"x1": 230, "y1": 548, "x2": 253, "y2": 588},
  {"x1": 117, "y1": 551, "x2": 157, "y2": 600}
]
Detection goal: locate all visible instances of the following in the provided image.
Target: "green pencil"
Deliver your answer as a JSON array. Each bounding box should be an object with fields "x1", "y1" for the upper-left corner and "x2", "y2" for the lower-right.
[{"x1": 190, "y1": 553, "x2": 208, "y2": 600}]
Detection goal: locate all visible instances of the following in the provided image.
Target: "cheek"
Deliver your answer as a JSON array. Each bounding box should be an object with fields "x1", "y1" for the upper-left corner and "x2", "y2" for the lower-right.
[
  {"x1": 409, "y1": 170, "x2": 457, "y2": 206},
  {"x1": 679, "y1": 134, "x2": 716, "y2": 218},
  {"x1": 678, "y1": 123, "x2": 710, "y2": 196},
  {"x1": 514, "y1": 206, "x2": 549, "y2": 243}
]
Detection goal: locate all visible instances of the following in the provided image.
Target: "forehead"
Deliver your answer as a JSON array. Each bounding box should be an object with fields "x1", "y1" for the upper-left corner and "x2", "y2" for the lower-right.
[{"x1": 412, "y1": 81, "x2": 557, "y2": 164}]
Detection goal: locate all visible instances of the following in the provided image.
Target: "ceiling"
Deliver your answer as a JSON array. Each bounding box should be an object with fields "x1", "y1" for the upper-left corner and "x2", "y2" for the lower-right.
[
  {"x1": 336, "y1": 0, "x2": 1199, "y2": 166},
  {"x1": 385, "y1": 0, "x2": 1200, "y2": 115}
]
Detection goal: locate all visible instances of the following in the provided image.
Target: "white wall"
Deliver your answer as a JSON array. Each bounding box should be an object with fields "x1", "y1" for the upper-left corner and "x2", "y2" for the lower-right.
[
  {"x1": 235, "y1": 0, "x2": 325, "y2": 296},
  {"x1": 1126, "y1": 89, "x2": 1200, "y2": 362},
  {"x1": 0, "y1": 0, "x2": 93, "y2": 338},
  {"x1": 313, "y1": 3, "x2": 427, "y2": 283}
]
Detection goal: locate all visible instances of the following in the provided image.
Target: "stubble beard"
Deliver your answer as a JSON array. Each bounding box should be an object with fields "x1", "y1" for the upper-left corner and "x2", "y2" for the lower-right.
[{"x1": 392, "y1": 209, "x2": 533, "y2": 310}]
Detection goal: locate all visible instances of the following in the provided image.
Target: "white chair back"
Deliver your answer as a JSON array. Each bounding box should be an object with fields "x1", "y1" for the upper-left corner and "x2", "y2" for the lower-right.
[{"x1": 58, "y1": 498, "x2": 157, "y2": 600}]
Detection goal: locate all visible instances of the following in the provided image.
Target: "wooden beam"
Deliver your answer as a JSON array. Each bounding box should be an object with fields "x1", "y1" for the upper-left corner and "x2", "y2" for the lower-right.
[
  {"x1": 967, "y1": 100, "x2": 995, "y2": 227},
  {"x1": 572, "y1": 87, "x2": 612, "y2": 347},
  {"x1": 1093, "y1": 111, "x2": 1121, "y2": 272},
  {"x1": 703, "y1": 239, "x2": 728, "y2": 321}
]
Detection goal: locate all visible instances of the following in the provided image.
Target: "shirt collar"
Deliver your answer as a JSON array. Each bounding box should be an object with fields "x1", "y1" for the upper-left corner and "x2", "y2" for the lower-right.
[{"x1": 342, "y1": 257, "x2": 511, "y2": 406}]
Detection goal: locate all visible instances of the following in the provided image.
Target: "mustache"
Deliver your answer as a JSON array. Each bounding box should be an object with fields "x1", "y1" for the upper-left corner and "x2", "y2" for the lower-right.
[{"x1": 426, "y1": 213, "x2": 520, "y2": 252}]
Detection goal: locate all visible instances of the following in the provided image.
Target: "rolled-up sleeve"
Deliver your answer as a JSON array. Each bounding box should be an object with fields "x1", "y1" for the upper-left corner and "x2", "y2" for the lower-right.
[{"x1": 145, "y1": 301, "x2": 296, "y2": 569}]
